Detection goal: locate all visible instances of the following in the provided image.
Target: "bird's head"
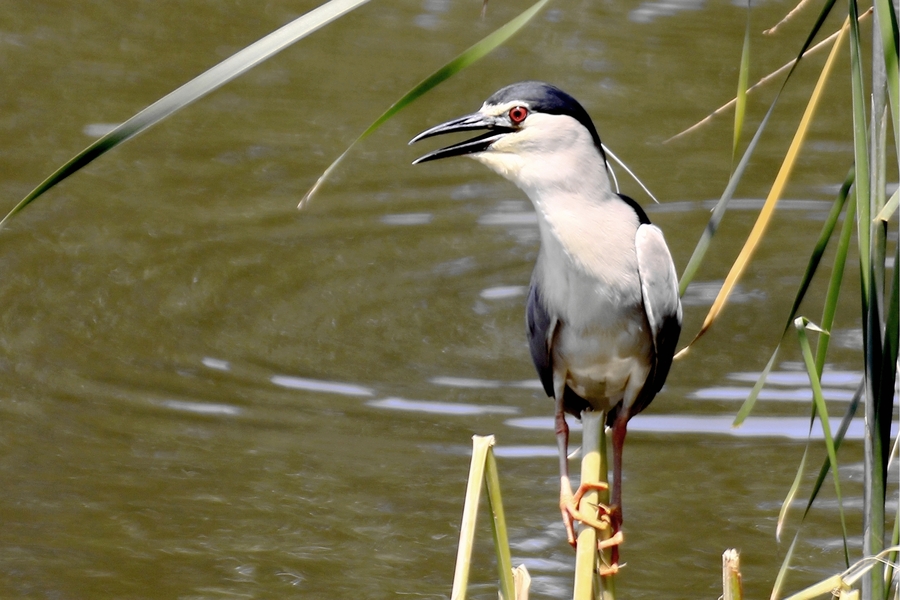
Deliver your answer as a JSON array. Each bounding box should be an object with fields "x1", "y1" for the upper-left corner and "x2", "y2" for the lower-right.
[{"x1": 409, "y1": 81, "x2": 607, "y2": 188}]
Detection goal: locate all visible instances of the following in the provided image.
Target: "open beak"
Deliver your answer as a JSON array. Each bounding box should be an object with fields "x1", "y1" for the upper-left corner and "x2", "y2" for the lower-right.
[{"x1": 409, "y1": 112, "x2": 513, "y2": 164}]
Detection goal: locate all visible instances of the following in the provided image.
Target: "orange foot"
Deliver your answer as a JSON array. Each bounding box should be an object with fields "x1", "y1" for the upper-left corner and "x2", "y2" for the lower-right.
[
  {"x1": 597, "y1": 529, "x2": 624, "y2": 575},
  {"x1": 559, "y1": 481, "x2": 614, "y2": 545},
  {"x1": 600, "y1": 504, "x2": 623, "y2": 570},
  {"x1": 560, "y1": 481, "x2": 624, "y2": 573}
]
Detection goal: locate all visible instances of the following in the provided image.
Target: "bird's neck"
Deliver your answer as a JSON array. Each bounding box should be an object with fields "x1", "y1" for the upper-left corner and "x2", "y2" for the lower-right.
[
  {"x1": 519, "y1": 158, "x2": 640, "y2": 283},
  {"x1": 484, "y1": 142, "x2": 614, "y2": 208},
  {"x1": 518, "y1": 156, "x2": 615, "y2": 215},
  {"x1": 533, "y1": 191, "x2": 640, "y2": 280},
  {"x1": 471, "y1": 134, "x2": 637, "y2": 277}
]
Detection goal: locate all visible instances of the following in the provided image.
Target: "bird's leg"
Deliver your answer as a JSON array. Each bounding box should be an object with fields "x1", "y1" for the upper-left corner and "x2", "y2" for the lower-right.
[
  {"x1": 556, "y1": 401, "x2": 579, "y2": 547},
  {"x1": 608, "y1": 412, "x2": 629, "y2": 566},
  {"x1": 555, "y1": 391, "x2": 611, "y2": 548}
]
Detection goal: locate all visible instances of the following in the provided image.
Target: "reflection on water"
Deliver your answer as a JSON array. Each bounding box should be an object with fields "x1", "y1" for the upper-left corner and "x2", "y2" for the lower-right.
[
  {"x1": 728, "y1": 369, "x2": 863, "y2": 387},
  {"x1": 430, "y1": 375, "x2": 503, "y2": 388},
  {"x1": 629, "y1": 0, "x2": 705, "y2": 24},
  {"x1": 477, "y1": 211, "x2": 539, "y2": 226},
  {"x1": 82, "y1": 123, "x2": 120, "y2": 137},
  {"x1": 693, "y1": 386, "x2": 858, "y2": 402},
  {"x1": 368, "y1": 397, "x2": 517, "y2": 415},
  {"x1": 479, "y1": 285, "x2": 527, "y2": 300},
  {"x1": 270, "y1": 375, "x2": 375, "y2": 397},
  {"x1": 210, "y1": 360, "x2": 893, "y2": 440},
  {"x1": 492, "y1": 445, "x2": 560, "y2": 458},
  {"x1": 681, "y1": 279, "x2": 766, "y2": 306},
  {"x1": 380, "y1": 212, "x2": 434, "y2": 226},
  {"x1": 651, "y1": 198, "x2": 838, "y2": 214},
  {"x1": 160, "y1": 398, "x2": 243, "y2": 417},
  {"x1": 202, "y1": 356, "x2": 231, "y2": 371},
  {"x1": 507, "y1": 414, "x2": 899, "y2": 441}
]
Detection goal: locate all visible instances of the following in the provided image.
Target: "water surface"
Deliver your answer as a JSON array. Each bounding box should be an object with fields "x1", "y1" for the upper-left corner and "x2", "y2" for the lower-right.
[{"x1": 0, "y1": 1, "x2": 894, "y2": 598}]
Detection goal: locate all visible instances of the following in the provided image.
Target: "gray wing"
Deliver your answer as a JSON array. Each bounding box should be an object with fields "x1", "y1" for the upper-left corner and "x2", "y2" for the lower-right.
[
  {"x1": 525, "y1": 281, "x2": 555, "y2": 398},
  {"x1": 635, "y1": 224, "x2": 682, "y2": 400}
]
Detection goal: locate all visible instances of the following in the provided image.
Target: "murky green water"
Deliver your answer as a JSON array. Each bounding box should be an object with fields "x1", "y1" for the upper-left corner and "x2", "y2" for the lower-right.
[{"x1": 0, "y1": 1, "x2": 895, "y2": 598}]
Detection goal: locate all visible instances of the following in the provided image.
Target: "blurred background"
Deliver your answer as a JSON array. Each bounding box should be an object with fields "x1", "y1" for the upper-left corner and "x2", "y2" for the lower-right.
[{"x1": 0, "y1": 0, "x2": 894, "y2": 597}]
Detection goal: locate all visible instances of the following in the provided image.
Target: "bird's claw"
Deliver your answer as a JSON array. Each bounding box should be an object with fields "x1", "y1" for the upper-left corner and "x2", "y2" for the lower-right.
[
  {"x1": 561, "y1": 505, "x2": 610, "y2": 548},
  {"x1": 598, "y1": 560, "x2": 621, "y2": 576},
  {"x1": 572, "y1": 481, "x2": 611, "y2": 510},
  {"x1": 598, "y1": 530, "x2": 623, "y2": 550},
  {"x1": 560, "y1": 482, "x2": 615, "y2": 548},
  {"x1": 560, "y1": 481, "x2": 624, "y2": 576}
]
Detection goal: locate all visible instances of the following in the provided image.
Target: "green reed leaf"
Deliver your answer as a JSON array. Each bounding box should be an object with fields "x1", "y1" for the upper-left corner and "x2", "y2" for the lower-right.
[
  {"x1": 676, "y1": 8, "x2": 846, "y2": 356},
  {"x1": 734, "y1": 167, "x2": 853, "y2": 426},
  {"x1": 806, "y1": 383, "x2": 863, "y2": 523},
  {"x1": 676, "y1": 0, "x2": 839, "y2": 300},
  {"x1": 771, "y1": 530, "x2": 801, "y2": 600},
  {"x1": 299, "y1": 0, "x2": 552, "y2": 207},
  {"x1": 875, "y1": 187, "x2": 898, "y2": 221},
  {"x1": 733, "y1": 2, "x2": 751, "y2": 163},
  {"x1": 484, "y1": 444, "x2": 516, "y2": 600},
  {"x1": 452, "y1": 435, "x2": 493, "y2": 600},
  {"x1": 795, "y1": 316, "x2": 849, "y2": 566},
  {"x1": 848, "y1": 0, "x2": 871, "y2": 291},
  {"x1": 872, "y1": 0, "x2": 898, "y2": 152},
  {"x1": 0, "y1": 0, "x2": 371, "y2": 230}
]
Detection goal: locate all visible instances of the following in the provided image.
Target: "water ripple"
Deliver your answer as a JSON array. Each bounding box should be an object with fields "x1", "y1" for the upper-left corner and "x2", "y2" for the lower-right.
[
  {"x1": 380, "y1": 213, "x2": 433, "y2": 226},
  {"x1": 160, "y1": 399, "x2": 242, "y2": 416},
  {"x1": 368, "y1": 397, "x2": 517, "y2": 416},
  {"x1": 429, "y1": 376, "x2": 502, "y2": 389},
  {"x1": 271, "y1": 375, "x2": 374, "y2": 397},
  {"x1": 691, "y1": 386, "x2": 857, "y2": 402},
  {"x1": 477, "y1": 212, "x2": 538, "y2": 226},
  {"x1": 493, "y1": 445, "x2": 558, "y2": 458},
  {"x1": 480, "y1": 285, "x2": 527, "y2": 300},
  {"x1": 202, "y1": 357, "x2": 231, "y2": 371},
  {"x1": 728, "y1": 370, "x2": 862, "y2": 387},
  {"x1": 506, "y1": 414, "x2": 899, "y2": 441}
]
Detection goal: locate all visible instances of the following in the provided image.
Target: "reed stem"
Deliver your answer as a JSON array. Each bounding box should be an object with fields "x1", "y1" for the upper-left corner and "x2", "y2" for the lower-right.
[{"x1": 573, "y1": 411, "x2": 616, "y2": 600}]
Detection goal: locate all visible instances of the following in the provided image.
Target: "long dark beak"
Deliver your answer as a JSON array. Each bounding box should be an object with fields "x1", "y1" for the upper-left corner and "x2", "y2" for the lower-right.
[{"x1": 409, "y1": 112, "x2": 512, "y2": 164}]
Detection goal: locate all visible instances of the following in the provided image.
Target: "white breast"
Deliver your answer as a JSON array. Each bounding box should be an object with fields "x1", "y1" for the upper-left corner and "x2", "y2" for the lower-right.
[
  {"x1": 469, "y1": 110, "x2": 655, "y2": 409},
  {"x1": 534, "y1": 198, "x2": 653, "y2": 410}
]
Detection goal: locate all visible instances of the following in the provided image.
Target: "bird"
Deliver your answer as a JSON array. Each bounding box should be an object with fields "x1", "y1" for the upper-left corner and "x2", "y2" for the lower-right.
[{"x1": 409, "y1": 81, "x2": 682, "y2": 566}]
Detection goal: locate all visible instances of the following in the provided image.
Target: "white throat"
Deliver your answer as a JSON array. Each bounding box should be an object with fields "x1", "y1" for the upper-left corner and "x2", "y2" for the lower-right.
[{"x1": 470, "y1": 112, "x2": 614, "y2": 210}]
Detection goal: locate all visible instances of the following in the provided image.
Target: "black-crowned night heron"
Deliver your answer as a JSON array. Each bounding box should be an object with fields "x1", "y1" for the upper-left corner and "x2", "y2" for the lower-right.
[{"x1": 410, "y1": 81, "x2": 682, "y2": 564}]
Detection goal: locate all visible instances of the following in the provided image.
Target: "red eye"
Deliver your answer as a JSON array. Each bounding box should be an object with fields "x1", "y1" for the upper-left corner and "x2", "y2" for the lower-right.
[{"x1": 508, "y1": 106, "x2": 528, "y2": 124}]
